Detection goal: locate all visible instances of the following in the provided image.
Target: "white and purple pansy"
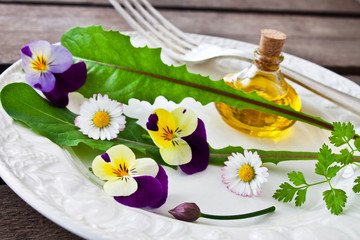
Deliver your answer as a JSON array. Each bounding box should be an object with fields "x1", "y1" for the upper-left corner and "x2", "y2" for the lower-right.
[
  {"x1": 146, "y1": 107, "x2": 209, "y2": 175},
  {"x1": 20, "y1": 40, "x2": 86, "y2": 107},
  {"x1": 92, "y1": 145, "x2": 168, "y2": 208}
]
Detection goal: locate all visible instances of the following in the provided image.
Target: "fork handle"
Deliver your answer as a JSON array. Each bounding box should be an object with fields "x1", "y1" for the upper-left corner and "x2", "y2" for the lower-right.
[{"x1": 280, "y1": 66, "x2": 360, "y2": 116}]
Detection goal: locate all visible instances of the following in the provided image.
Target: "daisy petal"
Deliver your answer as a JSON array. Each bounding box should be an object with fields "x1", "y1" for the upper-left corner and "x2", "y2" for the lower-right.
[
  {"x1": 114, "y1": 176, "x2": 163, "y2": 208},
  {"x1": 104, "y1": 176, "x2": 138, "y2": 196},
  {"x1": 160, "y1": 138, "x2": 192, "y2": 165}
]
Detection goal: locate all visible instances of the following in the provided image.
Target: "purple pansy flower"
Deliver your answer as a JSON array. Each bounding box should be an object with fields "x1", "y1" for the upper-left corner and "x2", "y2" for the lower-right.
[
  {"x1": 92, "y1": 145, "x2": 168, "y2": 208},
  {"x1": 146, "y1": 107, "x2": 209, "y2": 175},
  {"x1": 21, "y1": 40, "x2": 87, "y2": 107}
]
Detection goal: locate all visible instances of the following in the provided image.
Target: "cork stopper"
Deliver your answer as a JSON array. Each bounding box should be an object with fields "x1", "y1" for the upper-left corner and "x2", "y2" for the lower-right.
[{"x1": 258, "y1": 29, "x2": 287, "y2": 57}]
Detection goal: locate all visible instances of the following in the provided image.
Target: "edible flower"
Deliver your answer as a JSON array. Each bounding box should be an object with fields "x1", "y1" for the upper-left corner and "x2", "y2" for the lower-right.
[
  {"x1": 221, "y1": 150, "x2": 269, "y2": 197},
  {"x1": 21, "y1": 40, "x2": 86, "y2": 107},
  {"x1": 146, "y1": 107, "x2": 209, "y2": 174},
  {"x1": 75, "y1": 94, "x2": 126, "y2": 140},
  {"x1": 92, "y1": 145, "x2": 168, "y2": 208},
  {"x1": 169, "y1": 202, "x2": 275, "y2": 222}
]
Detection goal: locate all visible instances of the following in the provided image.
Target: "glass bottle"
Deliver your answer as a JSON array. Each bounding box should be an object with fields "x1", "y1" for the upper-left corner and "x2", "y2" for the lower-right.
[{"x1": 215, "y1": 29, "x2": 301, "y2": 137}]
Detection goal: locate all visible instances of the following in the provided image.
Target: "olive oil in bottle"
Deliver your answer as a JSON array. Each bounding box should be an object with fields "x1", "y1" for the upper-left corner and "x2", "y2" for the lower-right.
[{"x1": 215, "y1": 29, "x2": 301, "y2": 137}]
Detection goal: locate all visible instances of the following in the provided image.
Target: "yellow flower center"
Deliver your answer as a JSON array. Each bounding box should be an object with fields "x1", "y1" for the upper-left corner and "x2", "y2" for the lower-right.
[
  {"x1": 113, "y1": 163, "x2": 129, "y2": 178},
  {"x1": 238, "y1": 165, "x2": 255, "y2": 182},
  {"x1": 162, "y1": 126, "x2": 175, "y2": 141},
  {"x1": 32, "y1": 56, "x2": 48, "y2": 71},
  {"x1": 93, "y1": 111, "x2": 111, "y2": 128}
]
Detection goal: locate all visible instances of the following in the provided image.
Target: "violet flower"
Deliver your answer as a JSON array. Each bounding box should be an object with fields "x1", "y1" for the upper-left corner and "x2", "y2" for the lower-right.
[
  {"x1": 21, "y1": 40, "x2": 86, "y2": 107},
  {"x1": 146, "y1": 107, "x2": 209, "y2": 175}
]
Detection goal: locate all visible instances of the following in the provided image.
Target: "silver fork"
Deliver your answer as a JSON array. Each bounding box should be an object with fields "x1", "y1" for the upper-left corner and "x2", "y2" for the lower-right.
[{"x1": 109, "y1": 0, "x2": 360, "y2": 116}]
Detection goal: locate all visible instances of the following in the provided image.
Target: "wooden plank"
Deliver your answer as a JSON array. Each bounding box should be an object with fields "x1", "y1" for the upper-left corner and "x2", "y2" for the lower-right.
[
  {"x1": 2, "y1": 0, "x2": 360, "y2": 13},
  {"x1": 0, "y1": 185, "x2": 83, "y2": 239},
  {"x1": 0, "y1": 4, "x2": 359, "y2": 69}
]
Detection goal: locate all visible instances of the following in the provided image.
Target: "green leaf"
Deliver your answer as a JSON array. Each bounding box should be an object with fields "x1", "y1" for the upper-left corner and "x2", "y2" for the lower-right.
[
  {"x1": 329, "y1": 122, "x2": 355, "y2": 147},
  {"x1": 273, "y1": 182, "x2": 297, "y2": 203},
  {"x1": 295, "y1": 189, "x2": 307, "y2": 207},
  {"x1": 353, "y1": 177, "x2": 360, "y2": 193},
  {"x1": 336, "y1": 148, "x2": 353, "y2": 165},
  {"x1": 326, "y1": 166, "x2": 341, "y2": 178},
  {"x1": 323, "y1": 188, "x2": 347, "y2": 215},
  {"x1": 60, "y1": 26, "x2": 334, "y2": 132},
  {"x1": 288, "y1": 171, "x2": 307, "y2": 186},
  {"x1": 354, "y1": 138, "x2": 360, "y2": 152},
  {"x1": 0, "y1": 83, "x2": 168, "y2": 166},
  {"x1": 315, "y1": 144, "x2": 336, "y2": 177}
]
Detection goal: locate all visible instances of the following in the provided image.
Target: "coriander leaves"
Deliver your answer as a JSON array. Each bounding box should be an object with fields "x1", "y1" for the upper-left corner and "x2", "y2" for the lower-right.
[{"x1": 273, "y1": 122, "x2": 360, "y2": 215}]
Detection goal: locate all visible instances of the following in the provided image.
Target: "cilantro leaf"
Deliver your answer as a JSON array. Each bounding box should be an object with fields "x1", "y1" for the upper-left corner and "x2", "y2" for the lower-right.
[
  {"x1": 326, "y1": 166, "x2": 342, "y2": 178},
  {"x1": 295, "y1": 189, "x2": 307, "y2": 207},
  {"x1": 354, "y1": 138, "x2": 360, "y2": 152},
  {"x1": 329, "y1": 122, "x2": 355, "y2": 147},
  {"x1": 323, "y1": 189, "x2": 347, "y2": 215},
  {"x1": 335, "y1": 148, "x2": 353, "y2": 165},
  {"x1": 353, "y1": 177, "x2": 360, "y2": 193},
  {"x1": 315, "y1": 144, "x2": 336, "y2": 176},
  {"x1": 288, "y1": 171, "x2": 307, "y2": 186},
  {"x1": 273, "y1": 182, "x2": 297, "y2": 203}
]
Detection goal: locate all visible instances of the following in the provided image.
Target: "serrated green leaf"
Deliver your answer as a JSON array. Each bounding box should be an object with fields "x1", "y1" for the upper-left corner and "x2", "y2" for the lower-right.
[
  {"x1": 326, "y1": 166, "x2": 341, "y2": 178},
  {"x1": 0, "y1": 83, "x2": 168, "y2": 166},
  {"x1": 329, "y1": 122, "x2": 355, "y2": 147},
  {"x1": 288, "y1": 171, "x2": 307, "y2": 186},
  {"x1": 336, "y1": 148, "x2": 353, "y2": 165},
  {"x1": 353, "y1": 177, "x2": 360, "y2": 193},
  {"x1": 295, "y1": 189, "x2": 307, "y2": 207},
  {"x1": 273, "y1": 182, "x2": 297, "y2": 203},
  {"x1": 323, "y1": 189, "x2": 347, "y2": 215},
  {"x1": 354, "y1": 138, "x2": 360, "y2": 152},
  {"x1": 60, "y1": 26, "x2": 335, "y2": 132},
  {"x1": 315, "y1": 144, "x2": 336, "y2": 176}
]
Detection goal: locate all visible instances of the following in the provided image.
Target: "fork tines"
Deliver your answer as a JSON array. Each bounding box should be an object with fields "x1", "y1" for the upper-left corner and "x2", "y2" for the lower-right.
[{"x1": 109, "y1": 0, "x2": 199, "y2": 56}]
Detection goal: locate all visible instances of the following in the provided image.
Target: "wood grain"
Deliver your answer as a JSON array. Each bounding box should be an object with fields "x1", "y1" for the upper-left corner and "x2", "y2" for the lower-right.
[
  {"x1": 2, "y1": 0, "x2": 360, "y2": 13},
  {"x1": 0, "y1": 185, "x2": 83, "y2": 240},
  {"x1": 0, "y1": 4, "x2": 359, "y2": 69}
]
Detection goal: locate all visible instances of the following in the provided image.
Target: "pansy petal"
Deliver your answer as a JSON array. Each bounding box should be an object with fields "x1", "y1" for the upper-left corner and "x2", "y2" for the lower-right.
[
  {"x1": 53, "y1": 62, "x2": 87, "y2": 92},
  {"x1": 180, "y1": 129, "x2": 209, "y2": 174},
  {"x1": 47, "y1": 44, "x2": 73, "y2": 73},
  {"x1": 114, "y1": 176, "x2": 163, "y2": 208},
  {"x1": 193, "y1": 119, "x2": 207, "y2": 140},
  {"x1": 92, "y1": 156, "x2": 119, "y2": 180},
  {"x1": 148, "y1": 109, "x2": 176, "y2": 148},
  {"x1": 172, "y1": 107, "x2": 198, "y2": 137},
  {"x1": 160, "y1": 138, "x2": 192, "y2": 165},
  {"x1": 104, "y1": 176, "x2": 138, "y2": 196},
  {"x1": 25, "y1": 71, "x2": 56, "y2": 92},
  {"x1": 43, "y1": 84, "x2": 69, "y2": 107},
  {"x1": 106, "y1": 145, "x2": 136, "y2": 167},
  {"x1": 131, "y1": 158, "x2": 159, "y2": 177},
  {"x1": 150, "y1": 165, "x2": 168, "y2": 208}
]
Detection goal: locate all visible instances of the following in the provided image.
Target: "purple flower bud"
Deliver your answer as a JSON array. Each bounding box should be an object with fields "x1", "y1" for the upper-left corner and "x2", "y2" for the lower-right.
[{"x1": 169, "y1": 202, "x2": 201, "y2": 222}]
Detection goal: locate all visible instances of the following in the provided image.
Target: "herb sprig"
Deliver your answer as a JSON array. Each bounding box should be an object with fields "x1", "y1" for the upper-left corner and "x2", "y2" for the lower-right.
[{"x1": 273, "y1": 122, "x2": 360, "y2": 215}]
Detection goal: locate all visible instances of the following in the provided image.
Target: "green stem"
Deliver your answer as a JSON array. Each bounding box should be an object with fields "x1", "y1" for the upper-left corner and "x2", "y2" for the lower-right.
[
  {"x1": 353, "y1": 162, "x2": 360, "y2": 168},
  {"x1": 199, "y1": 206, "x2": 275, "y2": 220}
]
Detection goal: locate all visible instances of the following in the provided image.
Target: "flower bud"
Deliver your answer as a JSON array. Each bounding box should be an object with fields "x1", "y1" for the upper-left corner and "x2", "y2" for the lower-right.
[{"x1": 169, "y1": 202, "x2": 201, "y2": 222}]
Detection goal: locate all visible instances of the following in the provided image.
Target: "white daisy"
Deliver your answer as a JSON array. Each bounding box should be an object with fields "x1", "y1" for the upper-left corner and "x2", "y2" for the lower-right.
[
  {"x1": 221, "y1": 150, "x2": 269, "y2": 197},
  {"x1": 75, "y1": 93, "x2": 126, "y2": 140}
]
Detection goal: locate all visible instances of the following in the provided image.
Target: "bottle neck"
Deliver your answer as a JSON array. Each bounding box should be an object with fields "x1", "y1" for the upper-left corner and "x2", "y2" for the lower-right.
[{"x1": 253, "y1": 49, "x2": 284, "y2": 72}]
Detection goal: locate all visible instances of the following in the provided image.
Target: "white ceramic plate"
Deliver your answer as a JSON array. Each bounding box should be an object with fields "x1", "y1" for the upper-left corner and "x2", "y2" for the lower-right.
[{"x1": 1, "y1": 32, "x2": 360, "y2": 240}]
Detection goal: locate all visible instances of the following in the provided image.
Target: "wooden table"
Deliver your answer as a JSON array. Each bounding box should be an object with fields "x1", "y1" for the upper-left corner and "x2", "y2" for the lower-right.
[{"x1": 1, "y1": 0, "x2": 359, "y2": 239}]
